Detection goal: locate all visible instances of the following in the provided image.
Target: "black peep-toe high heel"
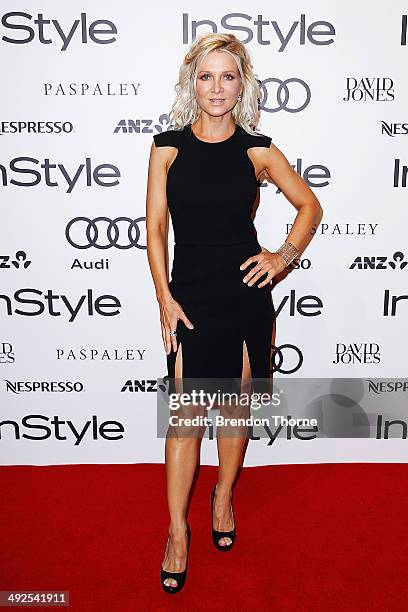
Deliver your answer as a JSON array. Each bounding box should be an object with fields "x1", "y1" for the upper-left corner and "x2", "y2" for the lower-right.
[
  {"x1": 211, "y1": 484, "x2": 236, "y2": 551},
  {"x1": 160, "y1": 524, "x2": 191, "y2": 594}
]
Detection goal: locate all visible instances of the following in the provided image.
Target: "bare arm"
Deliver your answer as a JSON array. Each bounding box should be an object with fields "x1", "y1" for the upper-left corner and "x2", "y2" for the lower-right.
[
  {"x1": 146, "y1": 142, "x2": 194, "y2": 354},
  {"x1": 146, "y1": 142, "x2": 172, "y2": 302},
  {"x1": 241, "y1": 143, "x2": 323, "y2": 287},
  {"x1": 261, "y1": 142, "x2": 323, "y2": 254}
]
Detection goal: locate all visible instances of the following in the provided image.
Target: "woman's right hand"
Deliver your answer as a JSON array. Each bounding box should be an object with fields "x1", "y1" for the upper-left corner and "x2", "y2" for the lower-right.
[{"x1": 158, "y1": 294, "x2": 194, "y2": 354}]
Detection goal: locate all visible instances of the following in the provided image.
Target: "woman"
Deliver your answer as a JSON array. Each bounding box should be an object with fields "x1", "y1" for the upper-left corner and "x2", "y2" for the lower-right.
[{"x1": 146, "y1": 32, "x2": 323, "y2": 593}]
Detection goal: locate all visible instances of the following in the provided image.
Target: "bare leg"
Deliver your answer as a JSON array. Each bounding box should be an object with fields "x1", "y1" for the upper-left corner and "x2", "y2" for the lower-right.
[
  {"x1": 214, "y1": 340, "x2": 251, "y2": 546},
  {"x1": 162, "y1": 342, "x2": 203, "y2": 587}
]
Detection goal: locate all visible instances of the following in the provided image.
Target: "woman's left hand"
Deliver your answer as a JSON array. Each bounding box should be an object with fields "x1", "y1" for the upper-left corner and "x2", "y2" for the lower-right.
[{"x1": 239, "y1": 246, "x2": 287, "y2": 288}]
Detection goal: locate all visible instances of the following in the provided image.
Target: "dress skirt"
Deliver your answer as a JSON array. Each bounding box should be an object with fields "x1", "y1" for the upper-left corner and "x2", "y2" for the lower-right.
[{"x1": 166, "y1": 238, "x2": 276, "y2": 394}]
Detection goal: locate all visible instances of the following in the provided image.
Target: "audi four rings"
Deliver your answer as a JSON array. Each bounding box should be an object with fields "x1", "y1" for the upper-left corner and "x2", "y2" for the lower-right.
[
  {"x1": 259, "y1": 77, "x2": 311, "y2": 113},
  {"x1": 65, "y1": 216, "x2": 146, "y2": 249},
  {"x1": 270, "y1": 344, "x2": 303, "y2": 375}
]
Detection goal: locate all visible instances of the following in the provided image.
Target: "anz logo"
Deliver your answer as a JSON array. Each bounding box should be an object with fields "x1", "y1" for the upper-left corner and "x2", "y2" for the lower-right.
[
  {"x1": 350, "y1": 252, "x2": 408, "y2": 270},
  {"x1": 121, "y1": 379, "x2": 160, "y2": 392}
]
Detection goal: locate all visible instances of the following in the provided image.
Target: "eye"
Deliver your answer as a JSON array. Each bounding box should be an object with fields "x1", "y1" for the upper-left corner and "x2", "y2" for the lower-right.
[{"x1": 198, "y1": 73, "x2": 235, "y2": 80}]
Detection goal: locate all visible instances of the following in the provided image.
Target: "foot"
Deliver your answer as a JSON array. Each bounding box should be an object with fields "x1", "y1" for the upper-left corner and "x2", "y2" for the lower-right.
[
  {"x1": 161, "y1": 523, "x2": 188, "y2": 588},
  {"x1": 212, "y1": 484, "x2": 235, "y2": 547}
]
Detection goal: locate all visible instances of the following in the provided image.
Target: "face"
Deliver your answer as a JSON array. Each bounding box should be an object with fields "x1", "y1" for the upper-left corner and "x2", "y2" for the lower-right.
[{"x1": 195, "y1": 49, "x2": 243, "y2": 117}]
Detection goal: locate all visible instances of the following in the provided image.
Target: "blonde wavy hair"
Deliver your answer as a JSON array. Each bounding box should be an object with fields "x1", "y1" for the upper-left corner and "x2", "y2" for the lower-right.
[{"x1": 168, "y1": 33, "x2": 264, "y2": 137}]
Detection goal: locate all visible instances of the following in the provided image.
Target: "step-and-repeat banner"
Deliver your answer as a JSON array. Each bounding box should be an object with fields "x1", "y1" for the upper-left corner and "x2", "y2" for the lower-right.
[{"x1": 1, "y1": 1, "x2": 407, "y2": 465}]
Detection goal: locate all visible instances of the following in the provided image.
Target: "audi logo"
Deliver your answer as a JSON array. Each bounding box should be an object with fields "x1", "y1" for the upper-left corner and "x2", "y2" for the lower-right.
[
  {"x1": 270, "y1": 344, "x2": 303, "y2": 374},
  {"x1": 65, "y1": 216, "x2": 146, "y2": 250},
  {"x1": 259, "y1": 78, "x2": 311, "y2": 113}
]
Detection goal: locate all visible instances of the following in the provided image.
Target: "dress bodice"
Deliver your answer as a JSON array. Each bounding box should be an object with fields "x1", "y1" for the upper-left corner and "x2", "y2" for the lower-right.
[{"x1": 153, "y1": 123, "x2": 272, "y2": 246}]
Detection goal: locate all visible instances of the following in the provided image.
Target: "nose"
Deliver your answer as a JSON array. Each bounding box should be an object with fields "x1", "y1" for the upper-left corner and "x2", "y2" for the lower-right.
[{"x1": 211, "y1": 78, "x2": 223, "y2": 94}]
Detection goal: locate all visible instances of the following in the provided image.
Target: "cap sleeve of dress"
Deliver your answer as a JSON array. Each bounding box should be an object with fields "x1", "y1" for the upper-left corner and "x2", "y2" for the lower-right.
[
  {"x1": 153, "y1": 129, "x2": 180, "y2": 149},
  {"x1": 257, "y1": 134, "x2": 272, "y2": 148},
  {"x1": 246, "y1": 132, "x2": 272, "y2": 149}
]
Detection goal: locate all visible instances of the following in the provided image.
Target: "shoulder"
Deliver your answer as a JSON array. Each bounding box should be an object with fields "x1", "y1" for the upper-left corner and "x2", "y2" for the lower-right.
[
  {"x1": 153, "y1": 127, "x2": 184, "y2": 149},
  {"x1": 237, "y1": 125, "x2": 272, "y2": 149}
]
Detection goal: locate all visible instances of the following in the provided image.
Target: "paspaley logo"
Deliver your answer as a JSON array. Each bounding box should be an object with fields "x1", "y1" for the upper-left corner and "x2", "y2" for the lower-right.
[
  {"x1": 1, "y1": 12, "x2": 117, "y2": 51},
  {"x1": 4, "y1": 380, "x2": 85, "y2": 394},
  {"x1": 56, "y1": 348, "x2": 146, "y2": 361},
  {"x1": 0, "y1": 289, "x2": 121, "y2": 322},
  {"x1": 288, "y1": 222, "x2": 379, "y2": 238}
]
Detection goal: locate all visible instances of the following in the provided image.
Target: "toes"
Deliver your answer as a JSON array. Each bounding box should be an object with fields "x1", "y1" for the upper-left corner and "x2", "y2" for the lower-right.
[
  {"x1": 219, "y1": 537, "x2": 232, "y2": 547},
  {"x1": 164, "y1": 578, "x2": 178, "y2": 588}
]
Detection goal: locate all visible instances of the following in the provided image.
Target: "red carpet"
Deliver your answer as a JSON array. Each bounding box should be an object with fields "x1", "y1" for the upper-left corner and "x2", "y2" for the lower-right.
[{"x1": 1, "y1": 463, "x2": 408, "y2": 611}]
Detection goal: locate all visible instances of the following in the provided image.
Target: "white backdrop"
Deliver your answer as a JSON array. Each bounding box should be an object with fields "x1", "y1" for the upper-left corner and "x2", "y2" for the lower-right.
[{"x1": 1, "y1": 1, "x2": 407, "y2": 465}]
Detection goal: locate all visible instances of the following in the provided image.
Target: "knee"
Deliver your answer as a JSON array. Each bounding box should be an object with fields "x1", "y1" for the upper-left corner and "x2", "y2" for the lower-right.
[{"x1": 166, "y1": 428, "x2": 203, "y2": 442}]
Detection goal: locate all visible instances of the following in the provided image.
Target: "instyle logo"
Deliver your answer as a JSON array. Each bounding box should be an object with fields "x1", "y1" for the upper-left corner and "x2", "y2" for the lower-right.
[
  {"x1": 66, "y1": 217, "x2": 146, "y2": 250},
  {"x1": 0, "y1": 415, "x2": 124, "y2": 446},
  {"x1": 182, "y1": 13, "x2": 336, "y2": 50},
  {"x1": 401, "y1": 15, "x2": 407, "y2": 45},
  {"x1": 4, "y1": 380, "x2": 84, "y2": 394},
  {"x1": 376, "y1": 415, "x2": 408, "y2": 439},
  {"x1": 0, "y1": 289, "x2": 121, "y2": 322},
  {"x1": 1, "y1": 12, "x2": 117, "y2": 51},
  {"x1": 350, "y1": 252, "x2": 408, "y2": 270},
  {"x1": 0, "y1": 158, "x2": 120, "y2": 193},
  {"x1": 271, "y1": 158, "x2": 330, "y2": 190},
  {"x1": 333, "y1": 343, "x2": 381, "y2": 365},
  {"x1": 0, "y1": 343, "x2": 15, "y2": 364},
  {"x1": 274, "y1": 290, "x2": 322, "y2": 318},
  {"x1": 248, "y1": 419, "x2": 317, "y2": 445},
  {"x1": 0, "y1": 121, "x2": 74, "y2": 135},
  {"x1": 383, "y1": 290, "x2": 408, "y2": 316},
  {"x1": 393, "y1": 159, "x2": 408, "y2": 187}
]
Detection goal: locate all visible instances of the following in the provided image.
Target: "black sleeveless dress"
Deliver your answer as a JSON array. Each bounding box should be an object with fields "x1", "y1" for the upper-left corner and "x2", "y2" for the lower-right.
[{"x1": 153, "y1": 122, "x2": 276, "y2": 392}]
